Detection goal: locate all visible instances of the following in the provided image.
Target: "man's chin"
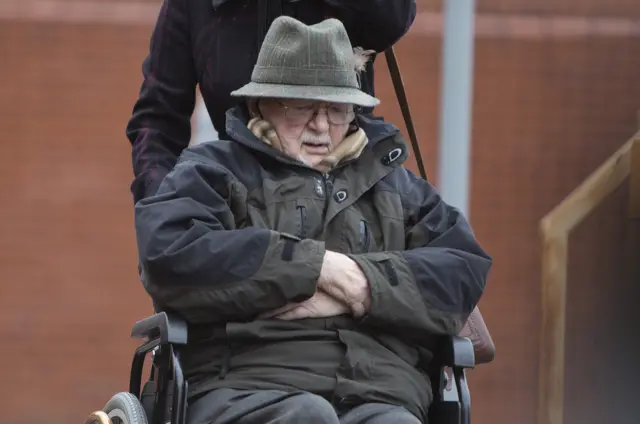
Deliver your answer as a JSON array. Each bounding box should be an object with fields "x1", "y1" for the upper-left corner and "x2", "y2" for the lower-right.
[{"x1": 300, "y1": 154, "x2": 329, "y2": 168}]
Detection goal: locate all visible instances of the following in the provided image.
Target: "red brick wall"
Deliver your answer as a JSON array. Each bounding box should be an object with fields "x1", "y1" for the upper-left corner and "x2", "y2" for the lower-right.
[
  {"x1": 374, "y1": 25, "x2": 640, "y2": 423},
  {"x1": 0, "y1": 21, "x2": 153, "y2": 424},
  {"x1": 1, "y1": 2, "x2": 639, "y2": 423},
  {"x1": 477, "y1": 0, "x2": 640, "y2": 16},
  {"x1": 419, "y1": 0, "x2": 640, "y2": 15}
]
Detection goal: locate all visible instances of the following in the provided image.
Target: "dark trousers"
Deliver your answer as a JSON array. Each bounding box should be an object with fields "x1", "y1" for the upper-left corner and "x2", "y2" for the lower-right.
[{"x1": 187, "y1": 389, "x2": 423, "y2": 424}]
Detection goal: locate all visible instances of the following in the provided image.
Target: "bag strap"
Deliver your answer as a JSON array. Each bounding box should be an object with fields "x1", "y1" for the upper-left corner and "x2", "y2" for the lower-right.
[
  {"x1": 384, "y1": 47, "x2": 428, "y2": 181},
  {"x1": 386, "y1": 49, "x2": 495, "y2": 366}
]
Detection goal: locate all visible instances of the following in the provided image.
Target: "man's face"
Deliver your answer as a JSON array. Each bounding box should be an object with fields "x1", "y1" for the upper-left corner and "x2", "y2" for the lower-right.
[{"x1": 258, "y1": 99, "x2": 354, "y2": 169}]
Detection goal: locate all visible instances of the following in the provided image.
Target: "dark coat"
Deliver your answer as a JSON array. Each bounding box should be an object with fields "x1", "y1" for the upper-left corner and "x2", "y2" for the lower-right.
[
  {"x1": 134, "y1": 107, "x2": 492, "y2": 422},
  {"x1": 125, "y1": 0, "x2": 417, "y2": 203}
]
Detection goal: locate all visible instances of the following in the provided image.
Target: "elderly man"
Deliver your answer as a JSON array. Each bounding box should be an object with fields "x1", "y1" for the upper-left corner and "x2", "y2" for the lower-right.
[{"x1": 134, "y1": 16, "x2": 492, "y2": 424}]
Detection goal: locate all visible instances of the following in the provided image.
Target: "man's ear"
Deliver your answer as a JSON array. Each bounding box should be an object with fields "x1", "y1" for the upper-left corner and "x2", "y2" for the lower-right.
[{"x1": 247, "y1": 99, "x2": 261, "y2": 118}]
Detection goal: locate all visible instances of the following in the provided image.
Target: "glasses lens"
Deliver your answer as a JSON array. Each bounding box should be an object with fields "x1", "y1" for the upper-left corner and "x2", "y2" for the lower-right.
[
  {"x1": 280, "y1": 101, "x2": 355, "y2": 125},
  {"x1": 283, "y1": 102, "x2": 315, "y2": 123},
  {"x1": 327, "y1": 104, "x2": 354, "y2": 124}
]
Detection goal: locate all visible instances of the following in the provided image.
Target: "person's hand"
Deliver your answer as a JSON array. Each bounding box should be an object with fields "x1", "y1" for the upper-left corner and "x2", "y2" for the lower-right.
[
  {"x1": 317, "y1": 251, "x2": 371, "y2": 318},
  {"x1": 258, "y1": 289, "x2": 350, "y2": 320}
]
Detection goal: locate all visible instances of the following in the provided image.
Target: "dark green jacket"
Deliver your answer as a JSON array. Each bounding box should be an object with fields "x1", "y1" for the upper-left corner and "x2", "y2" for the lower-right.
[{"x1": 134, "y1": 107, "x2": 492, "y2": 422}]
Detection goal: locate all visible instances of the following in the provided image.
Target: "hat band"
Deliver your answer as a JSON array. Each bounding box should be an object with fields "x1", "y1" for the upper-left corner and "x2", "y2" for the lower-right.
[{"x1": 250, "y1": 66, "x2": 359, "y2": 89}]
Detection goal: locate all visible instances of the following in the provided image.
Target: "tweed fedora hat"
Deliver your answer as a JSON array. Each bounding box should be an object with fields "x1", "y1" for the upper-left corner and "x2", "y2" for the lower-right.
[{"x1": 230, "y1": 16, "x2": 380, "y2": 107}]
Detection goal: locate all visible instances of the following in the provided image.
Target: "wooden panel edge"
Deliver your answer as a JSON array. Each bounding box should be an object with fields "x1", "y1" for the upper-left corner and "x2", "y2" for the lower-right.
[
  {"x1": 538, "y1": 233, "x2": 569, "y2": 424},
  {"x1": 629, "y1": 136, "x2": 640, "y2": 219}
]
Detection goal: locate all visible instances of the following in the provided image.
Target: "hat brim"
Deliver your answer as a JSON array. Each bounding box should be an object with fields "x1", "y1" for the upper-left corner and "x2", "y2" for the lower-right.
[{"x1": 230, "y1": 82, "x2": 380, "y2": 107}]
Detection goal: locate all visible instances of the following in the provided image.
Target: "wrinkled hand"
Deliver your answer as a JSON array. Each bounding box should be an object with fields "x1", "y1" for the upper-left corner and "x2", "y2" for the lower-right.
[
  {"x1": 258, "y1": 289, "x2": 350, "y2": 320},
  {"x1": 317, "y1": 251, "x2": 372, "y2": 318}
]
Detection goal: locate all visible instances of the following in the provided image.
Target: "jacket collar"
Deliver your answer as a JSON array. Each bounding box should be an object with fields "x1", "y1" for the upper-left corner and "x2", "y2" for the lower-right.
[{"x1": 224, "y1": 105, "x2": 408, "y2": 171}]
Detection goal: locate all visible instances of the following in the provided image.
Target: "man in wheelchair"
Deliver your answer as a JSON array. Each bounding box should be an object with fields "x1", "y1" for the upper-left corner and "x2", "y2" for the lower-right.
[{"x1": 132, "y1": 16, "x2": 492, "y2": 424}]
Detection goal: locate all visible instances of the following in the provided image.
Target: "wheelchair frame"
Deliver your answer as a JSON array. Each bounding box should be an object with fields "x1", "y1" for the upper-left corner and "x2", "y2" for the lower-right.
[{"x1": 127, "y1": 312, "x2": 475, "y2": 424}]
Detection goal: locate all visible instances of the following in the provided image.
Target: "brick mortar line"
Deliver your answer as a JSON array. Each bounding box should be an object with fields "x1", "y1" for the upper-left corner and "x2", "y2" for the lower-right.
[
  {"x1": 412, "y1": 11, "x2": 640, "y2": 38},
  {"x1": 1, "y1": 0, "x2": 640, "y2": 39}
]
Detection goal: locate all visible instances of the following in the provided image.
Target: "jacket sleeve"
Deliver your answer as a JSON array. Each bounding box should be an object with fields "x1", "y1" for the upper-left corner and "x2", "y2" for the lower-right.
[
  {"x1": 323, "y1": 0, "x2": 416, "y2": 52},
  {"x1": 348, "y1": 170, "x2": 492, "y2": 343},
  {"x1": 126, "y1": 0, "x2": 197, "y2": 204},
  {"x1": 134, "y1": 156, "x2": 326, "y2": 324}
]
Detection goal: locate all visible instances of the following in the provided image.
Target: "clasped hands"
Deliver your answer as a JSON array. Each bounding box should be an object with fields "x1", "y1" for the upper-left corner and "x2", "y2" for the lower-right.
[{"x1": 259, "y1": 251, "x2": 372, "y2": 321}]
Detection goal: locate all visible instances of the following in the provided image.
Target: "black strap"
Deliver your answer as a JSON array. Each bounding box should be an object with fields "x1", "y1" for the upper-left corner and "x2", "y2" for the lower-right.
[{"x1": 384, "y1": 47, "x2": 428, "y2": 181}]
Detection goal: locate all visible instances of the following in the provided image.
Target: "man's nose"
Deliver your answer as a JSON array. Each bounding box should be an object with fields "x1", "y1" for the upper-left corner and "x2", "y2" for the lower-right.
[{"x1": 308, "y1": 107, "x2": 330, "y2": 132}]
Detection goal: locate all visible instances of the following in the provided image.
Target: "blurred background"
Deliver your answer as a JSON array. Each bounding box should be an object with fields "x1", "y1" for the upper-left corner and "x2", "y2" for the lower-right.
[{"x1": 1, "y1": 1, "x2": 640, "y2": 424}]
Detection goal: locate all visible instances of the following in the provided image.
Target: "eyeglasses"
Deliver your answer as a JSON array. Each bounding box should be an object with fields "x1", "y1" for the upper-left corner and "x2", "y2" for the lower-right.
[{"x1": 276, "y1": 100, "x2": 357, "y2": 125}]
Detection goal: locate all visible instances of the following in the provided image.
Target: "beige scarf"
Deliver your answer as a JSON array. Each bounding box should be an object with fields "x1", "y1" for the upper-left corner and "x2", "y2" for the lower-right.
[{"x1": 247, "y1": 117, "x2": 368, "y2": 173}]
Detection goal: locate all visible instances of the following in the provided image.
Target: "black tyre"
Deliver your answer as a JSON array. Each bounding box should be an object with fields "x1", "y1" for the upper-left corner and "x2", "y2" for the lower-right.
[{"x1": 103, "y1": 392, "x2": 148, "y2": 424}]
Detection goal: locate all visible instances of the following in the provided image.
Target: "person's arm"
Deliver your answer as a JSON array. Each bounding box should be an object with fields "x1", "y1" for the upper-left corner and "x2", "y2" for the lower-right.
[
  {"x1": 323, "y1": 0, "x2": 416, "y2": 52},
  {"x1": 134, "y1": 151, "x2": 326, "y2": 325},
  {"x1": 126, "y1": 0, "x2": 197, "y2": 203},
  {"x1": 346, "y1": 169, "x2": 492, "y2": 342}
]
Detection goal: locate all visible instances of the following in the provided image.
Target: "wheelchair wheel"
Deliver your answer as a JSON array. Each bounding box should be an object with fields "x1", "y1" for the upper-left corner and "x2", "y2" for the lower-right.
[{"x1": 85, "y1": 392, "x2": 148, "y2": 424}]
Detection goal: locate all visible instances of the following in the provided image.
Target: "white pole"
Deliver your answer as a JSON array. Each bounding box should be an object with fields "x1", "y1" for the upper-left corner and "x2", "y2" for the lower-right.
[
  {"x1": 190, "y1": 90, "x2": 218, "y2": 146},
  {"x1": 437, "y1": 0, "x2": 477, "y2": 217}
]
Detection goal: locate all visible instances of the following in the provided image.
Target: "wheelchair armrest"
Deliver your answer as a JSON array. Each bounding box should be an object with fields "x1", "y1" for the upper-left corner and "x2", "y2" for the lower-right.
[
  {"x1": 129, "y1": 312, "x2": 189, "y2": 424},
  {"x1": 428, "y1": 336, "x2": 474, "y2": 424},
  {"x1": 439, "y1": 335, "x2": 475, "y2": 369},
  {"x1": 131, "y1": 312, "x2": 188, "y2": 345}
]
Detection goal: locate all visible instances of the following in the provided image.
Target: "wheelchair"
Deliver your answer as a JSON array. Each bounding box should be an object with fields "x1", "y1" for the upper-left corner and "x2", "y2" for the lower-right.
[{"x1": 85, "y1": 312, "x2": 478, "y2": 424}]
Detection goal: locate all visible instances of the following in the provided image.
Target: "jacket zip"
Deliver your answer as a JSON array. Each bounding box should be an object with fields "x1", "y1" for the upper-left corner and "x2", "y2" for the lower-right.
[
  {"x1": 321, "y1": 173, "x2": 333, "y2": 218},
  {"x1": 296, "y1": 205, "x2": 307, "y2": 238},
  {"x1": 360, "y1": 220, "x2": 370, "y2": 252}
]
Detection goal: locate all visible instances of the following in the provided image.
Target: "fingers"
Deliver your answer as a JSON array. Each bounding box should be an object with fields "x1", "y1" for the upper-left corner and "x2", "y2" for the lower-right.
[
  {"x1": 271, "y1": 307, "x2": 307, "y2": 321},
  {"x1": 320, "y1": 282, "x2": 351, "y2": 306},
  {"x1": 257, "y1": 301, "x2": 301, "y2": 319},
  {"x1": 318, "y1": 250, "x2": 343, "y2": 285},
  {"x1": 258, "y1": 289, "x2": 352, "y2": 321},
  {"x1": 350, "y1": 301, "x2": 366, "y2": 318}
]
